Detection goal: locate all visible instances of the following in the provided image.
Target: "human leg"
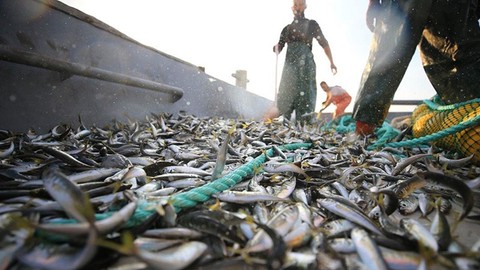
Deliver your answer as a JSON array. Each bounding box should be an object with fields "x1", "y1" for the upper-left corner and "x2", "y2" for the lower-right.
[
  {"x1": 353, "y1": 0, "x2": 433, "y2": 127},
  {"x1": 420, "y1": 0, "x2": 480, "y2": 104},
  {"x1": 277, "y1": 63, "x2": 296, "y2": 119},
  {"x1": 291, "y1": 44, "x2": 317, "y2": 122}
]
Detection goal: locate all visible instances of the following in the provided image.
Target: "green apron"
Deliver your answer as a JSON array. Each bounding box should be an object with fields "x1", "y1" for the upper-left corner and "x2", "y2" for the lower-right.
[{"x1": 277, "y1": 42, "x2": 317, "y2": 122}]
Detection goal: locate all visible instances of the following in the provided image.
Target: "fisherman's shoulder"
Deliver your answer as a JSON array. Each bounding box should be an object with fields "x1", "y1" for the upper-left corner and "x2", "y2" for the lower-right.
[{"x1": 308, "y1": 19, "x2": 320, "y2": 27}]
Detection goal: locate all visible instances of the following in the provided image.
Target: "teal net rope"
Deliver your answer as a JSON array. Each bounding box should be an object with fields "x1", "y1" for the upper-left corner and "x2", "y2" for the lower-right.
[
  {"x1": 322, "y1": 99, "x2": 480, "y2": 150},
  {"x1": 372, "y1": 113, "x2": 480, "y2": 150},
  {"x1": 321, "y1": 114, "x2": 356, "y2": 133},
  {"x1": 423, "y1": 96, "x2": 480, "y2": 111},
  {"x1": 45, "y1": 142, "x2": 312, "y2": 229},
  {"x1": 369, "y1": 97, "x2": 480, "y2": 149},
  {"x1": 321, "y1": 115, "x2": 402, "y2": 150},
  {"x1": 170, "y1": 142, "x2": 311, "y2": 210}
]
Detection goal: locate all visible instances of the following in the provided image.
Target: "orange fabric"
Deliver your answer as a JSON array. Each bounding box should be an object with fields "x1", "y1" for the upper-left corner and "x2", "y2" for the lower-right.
[
  {"x1": 332, "y1": 93, "x2": 351, "y2": 118},
  {"x1": 331, "y1": 93, "x2": 350, "y2": 105}
]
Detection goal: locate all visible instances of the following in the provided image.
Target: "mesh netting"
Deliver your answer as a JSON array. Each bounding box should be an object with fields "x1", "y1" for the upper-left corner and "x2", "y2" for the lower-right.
[{"x1": 411, "y1": 98, "x2": 480, "y2": 165}]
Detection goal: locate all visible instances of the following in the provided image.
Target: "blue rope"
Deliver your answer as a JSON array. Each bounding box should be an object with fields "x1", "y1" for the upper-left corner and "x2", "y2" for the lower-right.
[
  {"x1": 372, "y1": 113, "x2": 480, "y2": 149},
  {"x1": 44, "y1": 143, "x2": 313, "y2": 229},
  {"x1": 170, "y1": 142, "x2": 311, "y2": 210},
  {"x1": 423, "y1": 96, "x2": 480, "y2": 111},
  {"x1": 322, "y1": 105, "x2": 480, "y2": 151},
  {"x1": 321, "y1": 115, "x2": 402, "y2": 150}
]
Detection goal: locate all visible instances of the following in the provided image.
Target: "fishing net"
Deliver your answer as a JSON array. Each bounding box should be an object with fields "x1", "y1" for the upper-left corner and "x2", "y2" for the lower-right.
[
  {"x1": 321, "y1": 96, "x2": 480, "y2": 165},
  {"x1": 411, "y1": 96, "x2": 480, "y2": 164}
]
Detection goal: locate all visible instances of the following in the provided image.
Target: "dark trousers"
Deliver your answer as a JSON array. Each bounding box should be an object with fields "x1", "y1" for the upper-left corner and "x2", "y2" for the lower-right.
[
  {"x1": 353, "y1": 0, "x2": 480, "y2": 125},
  {"x1": 277, "y1": 42, "x2": 317, "y2": 122}
]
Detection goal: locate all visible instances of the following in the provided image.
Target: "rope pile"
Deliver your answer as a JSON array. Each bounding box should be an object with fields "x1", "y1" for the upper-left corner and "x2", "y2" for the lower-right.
[
  {"x1": 411, "y1": 97, "x2": 480, "y2": 164},
  {"x1": 326, "y1": 96, "x2": 480, "y2": 164}
]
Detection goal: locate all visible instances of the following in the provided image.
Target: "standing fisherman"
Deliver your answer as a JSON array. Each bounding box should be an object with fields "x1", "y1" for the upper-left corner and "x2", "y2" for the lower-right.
[
  {"x1": 353, "y1": 0, "x2": 480, "y2": 135},
  {"x1": 270, "y1": 0, "x2": 337, "y2": 122}
]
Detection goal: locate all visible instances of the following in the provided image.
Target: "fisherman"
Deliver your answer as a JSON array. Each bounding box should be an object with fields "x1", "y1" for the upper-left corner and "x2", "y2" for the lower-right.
[
  {"x1": 319, "y1": 81, "x2": 352, "y2": 120},
  {"x1": 267, "y1": 0, "x2": 337, "y2": 122},
  {"x1": 353, "y1": 0, "x2": 480, "y2": 135}
]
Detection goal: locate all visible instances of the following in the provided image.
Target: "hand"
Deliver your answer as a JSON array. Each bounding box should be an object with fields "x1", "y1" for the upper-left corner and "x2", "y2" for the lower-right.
[
  {"x1": 366, "y1": 0, "x2": 381, "y2": 32},
  {"x1": 273, "y1": 44, "x2": 280, "y2": 54},
  {"x1": 331, "y1": 64, "x2": 337, "y2": 75}
]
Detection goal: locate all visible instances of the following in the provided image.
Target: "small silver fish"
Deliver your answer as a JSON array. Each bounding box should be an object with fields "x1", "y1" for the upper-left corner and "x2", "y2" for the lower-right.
[{"x1": 351, "y1": 228, "x2": 388, "y2": 270}]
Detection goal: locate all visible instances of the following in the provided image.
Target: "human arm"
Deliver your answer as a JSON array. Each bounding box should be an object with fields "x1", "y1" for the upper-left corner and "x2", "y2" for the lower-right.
[
  {"x1": 322, "y1": 45, "x2": 337, "y2": 75},
  {"x1": 312, "y1": 21, "x2": 337, "y2": 75},
  {"x1": 320, "y1": 92, "x2": 332, "y2": 111},
  {"x1": 353, "y1": 0, "x2": 431, "y2": 128},
  {"x1": 273, "y1": 26, "x2": 288, "y2": 54}
]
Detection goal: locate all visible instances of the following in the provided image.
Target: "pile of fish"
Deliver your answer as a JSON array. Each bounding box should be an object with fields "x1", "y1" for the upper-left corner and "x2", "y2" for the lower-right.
[{"x1": 0, "y1": 112, "x2": 479, "y2": 270}]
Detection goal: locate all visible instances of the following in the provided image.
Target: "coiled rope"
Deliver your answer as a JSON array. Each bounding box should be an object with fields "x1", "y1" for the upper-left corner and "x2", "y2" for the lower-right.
[{"x1": 328, "y1": 98, "x2": 480, "y2": 152}]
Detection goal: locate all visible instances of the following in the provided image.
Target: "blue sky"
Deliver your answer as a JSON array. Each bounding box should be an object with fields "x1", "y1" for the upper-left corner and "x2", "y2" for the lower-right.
[{"x1": 59, "y1": 0, "x2": 436, "y2": 113}]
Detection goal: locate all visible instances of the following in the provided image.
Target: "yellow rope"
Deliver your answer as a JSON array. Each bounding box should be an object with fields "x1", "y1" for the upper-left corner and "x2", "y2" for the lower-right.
[{"x1": 411, "y1": 99, "x2": 480, "y2": 165}]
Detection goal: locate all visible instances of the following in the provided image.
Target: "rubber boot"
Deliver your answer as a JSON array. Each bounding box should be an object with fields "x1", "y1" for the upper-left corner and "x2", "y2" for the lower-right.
[{"x1": 356, "y1": 121, "x2": 376, "y2": 136}]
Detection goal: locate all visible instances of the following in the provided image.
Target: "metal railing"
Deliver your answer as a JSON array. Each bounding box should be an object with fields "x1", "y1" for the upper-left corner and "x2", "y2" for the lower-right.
[
  {"x1": 0, "y1": 44, "x2": 184, "y2": 102},
  {"x1": 390, "y1": 100, "x2": 423, "y2": 105}
]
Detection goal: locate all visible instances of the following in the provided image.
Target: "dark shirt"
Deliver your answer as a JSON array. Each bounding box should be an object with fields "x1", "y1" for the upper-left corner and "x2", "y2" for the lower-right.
[{"x1": 278, "y1": 15, "x2": 329, "y2": 52}]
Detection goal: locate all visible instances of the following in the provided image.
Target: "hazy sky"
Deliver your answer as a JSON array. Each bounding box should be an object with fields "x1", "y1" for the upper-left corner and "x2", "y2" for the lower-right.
[{"x1": 59, "y1": 0, "x2": 436, "y2": 113}]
